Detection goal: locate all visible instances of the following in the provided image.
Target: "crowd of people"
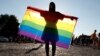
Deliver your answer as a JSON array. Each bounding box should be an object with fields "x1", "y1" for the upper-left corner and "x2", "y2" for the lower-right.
[
  {"x1": 90, "y1": 30, "x2": 100, "y2": 49},
  {"x1": 72, "y1": 30, "x2": 100, "y2": 49}
]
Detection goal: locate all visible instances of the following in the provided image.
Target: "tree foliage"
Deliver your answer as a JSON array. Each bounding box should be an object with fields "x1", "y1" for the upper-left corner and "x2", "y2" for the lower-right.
[{"x1": 0, "y1": 14, "x2": 19, "y2": 41}]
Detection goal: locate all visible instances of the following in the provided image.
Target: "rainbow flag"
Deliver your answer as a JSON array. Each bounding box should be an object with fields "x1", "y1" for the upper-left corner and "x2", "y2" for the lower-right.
[{"x1": 18, "y1": 6, "x2": 78, "y2": 48}]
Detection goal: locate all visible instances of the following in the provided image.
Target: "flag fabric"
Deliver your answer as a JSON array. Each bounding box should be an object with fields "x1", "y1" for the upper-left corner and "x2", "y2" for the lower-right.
[{"x1": 18, "y1": 6, "x2": 77, "y2": 48}]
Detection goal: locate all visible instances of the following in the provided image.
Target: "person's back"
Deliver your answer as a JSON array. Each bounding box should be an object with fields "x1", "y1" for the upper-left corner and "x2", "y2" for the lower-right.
[
  {"x1": 41, "y1": 2, "x2": 78, "y2": 56},
  {"x1": 42, "y1": 2, "x2": 60, "y2": 56}
]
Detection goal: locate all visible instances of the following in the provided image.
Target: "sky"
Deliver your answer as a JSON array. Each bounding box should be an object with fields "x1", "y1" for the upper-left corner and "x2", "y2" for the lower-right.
[{"x1": 0, "y1": 0, "x2": 100, "y2": 37}]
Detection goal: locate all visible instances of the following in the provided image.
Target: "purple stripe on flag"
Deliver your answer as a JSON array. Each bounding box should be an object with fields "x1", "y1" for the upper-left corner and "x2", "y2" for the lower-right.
[
  {"x1": 18, "y1": 30, "x2": 43, "y2": 42},
  {"x1": 56, "y1": 42, "x2": 69, "y2": 48},
  {"x1": 18, "y1": 30, "x2": 69, "y2": 48}
]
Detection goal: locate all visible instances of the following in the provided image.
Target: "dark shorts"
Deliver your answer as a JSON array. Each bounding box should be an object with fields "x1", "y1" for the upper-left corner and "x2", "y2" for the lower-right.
[{"x1": 41, "y1": 27, "x2": 59, "y2": 42}]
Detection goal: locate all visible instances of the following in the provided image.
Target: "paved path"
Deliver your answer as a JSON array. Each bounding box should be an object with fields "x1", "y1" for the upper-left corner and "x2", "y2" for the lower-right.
[{"x1": 0, "y1": 43, "x2": 100, "y2": 56}]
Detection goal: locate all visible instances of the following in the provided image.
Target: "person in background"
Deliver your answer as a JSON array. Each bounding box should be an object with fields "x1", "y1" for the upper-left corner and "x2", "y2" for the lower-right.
[
  {"x1": 91, "y1": 30, "x2": 98, "y2": 48},
  {"x1": 98, "y1": 33, "x2": 100, "y2": 49}
]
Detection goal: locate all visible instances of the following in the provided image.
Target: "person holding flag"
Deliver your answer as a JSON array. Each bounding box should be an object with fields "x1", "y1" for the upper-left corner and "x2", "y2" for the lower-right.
[{"x1": 41, "y1": 2, "x2": 78, "y2": 56}]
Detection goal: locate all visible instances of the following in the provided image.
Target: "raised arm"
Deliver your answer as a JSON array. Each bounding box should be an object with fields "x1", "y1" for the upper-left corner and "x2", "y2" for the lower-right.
[
  {"x1": 27, "y1": 6, "x2": 46, "y2": 13},
  {"x1": 61, "y1": 13, "x2": 78, "y2": 20}
]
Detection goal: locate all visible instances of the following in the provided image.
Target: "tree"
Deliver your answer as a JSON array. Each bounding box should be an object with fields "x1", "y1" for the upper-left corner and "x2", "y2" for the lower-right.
[
  {"x1": 0, "y1": 14, "x2": 19, "y2": 42},
  {"x1": 0, "y1": 14, "x2": 9, "y2": 36}
]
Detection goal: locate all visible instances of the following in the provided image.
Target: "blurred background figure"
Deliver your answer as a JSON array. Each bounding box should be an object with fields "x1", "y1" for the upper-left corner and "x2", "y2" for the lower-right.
[
  {"x1": 97, "y1": 33, "x2": 100, "y2": 49},
  {"x1": 90, "y1": 30, "x2": 98, "y2": 48}
]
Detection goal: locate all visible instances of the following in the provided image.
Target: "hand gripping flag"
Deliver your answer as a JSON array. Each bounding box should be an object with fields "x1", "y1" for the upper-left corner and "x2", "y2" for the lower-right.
[{"x1": 18, "y1": 6, "x2": 78, "y2": 48}]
